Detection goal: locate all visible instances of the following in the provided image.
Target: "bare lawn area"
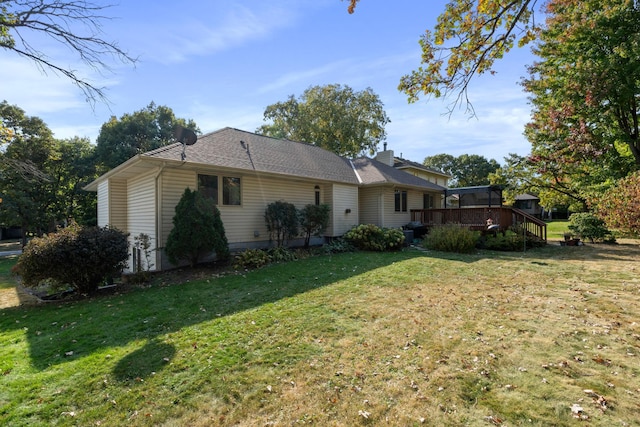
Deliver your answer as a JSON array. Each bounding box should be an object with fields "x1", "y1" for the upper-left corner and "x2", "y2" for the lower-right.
[{"x1": 1, "y1": 240, "x2": 639, "y2": 426}]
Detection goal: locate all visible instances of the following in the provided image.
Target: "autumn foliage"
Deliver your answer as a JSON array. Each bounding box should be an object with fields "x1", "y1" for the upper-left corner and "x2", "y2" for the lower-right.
[{"x1": 595, "y1": 171, "x2": 640, "y2": 236}]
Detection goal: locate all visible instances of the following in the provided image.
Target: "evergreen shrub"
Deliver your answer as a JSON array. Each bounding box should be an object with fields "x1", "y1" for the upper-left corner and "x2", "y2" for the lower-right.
[{"x1": 165, "y1": 189, "x2": 230, "y2": 267}]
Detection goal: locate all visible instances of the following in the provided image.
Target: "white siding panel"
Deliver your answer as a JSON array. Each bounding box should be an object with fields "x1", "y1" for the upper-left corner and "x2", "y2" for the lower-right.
[
  {"x1": 329, "y1": 184, "x2": 359, "y2": 236},
  {"x1": 109, "y1": 180, "x2": 127, "y2": 232},
  {"x1": 127, "y1": 172, "x2": 156, "y2": 272},
  {"x1": 97, "y1": 180, "x2": 109, "y2": 227}
]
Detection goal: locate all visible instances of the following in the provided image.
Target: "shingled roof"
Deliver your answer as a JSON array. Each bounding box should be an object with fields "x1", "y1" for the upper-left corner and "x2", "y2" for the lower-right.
[
  {"x1": 144, "y1": 127, "x2": 359, "y2": 185},
  {"x1": 352, "y1": 157, "x2": 446, "y2": 191},
  {"x1": 86, "y1": 127, "x2": 447, "y2": 193}
]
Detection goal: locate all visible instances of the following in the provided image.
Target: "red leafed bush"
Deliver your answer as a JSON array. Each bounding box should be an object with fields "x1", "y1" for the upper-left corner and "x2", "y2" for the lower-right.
[
  {"x1": 595, "y1": 171, "x2": 640, "y2": 236},
  {"x1": 14, "y1": 224, "x2": 129, "y2": 295}
]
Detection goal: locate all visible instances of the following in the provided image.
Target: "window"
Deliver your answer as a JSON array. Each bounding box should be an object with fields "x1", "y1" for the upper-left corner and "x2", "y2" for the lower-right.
[
  {"x1": 423, "y1": 193, "x2": 434, "y2": 209},
  {"x1": 314, "y1": 185, "x2": 321, "y2": 205},
  {"x1": 395, "y1": 190, "x2": 407, "y2": 212},
  {"x1": 198, "y1": 174, "x2": 218, "y2": 204},
  {"x1": 223, "y1": 176, "x2": 241, "y2": 205}
]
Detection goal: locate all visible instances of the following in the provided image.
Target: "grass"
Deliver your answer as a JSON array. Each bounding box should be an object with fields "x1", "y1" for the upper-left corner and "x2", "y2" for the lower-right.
[
  {"x1": 1, "y1": 242, "x2": 640, "y2": 426},
  {"x1": 546, "y1": 220, "x2": 570, "y2": 240}
]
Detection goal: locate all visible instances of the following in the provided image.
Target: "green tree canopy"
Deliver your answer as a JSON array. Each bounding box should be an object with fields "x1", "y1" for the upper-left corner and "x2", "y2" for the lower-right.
[
  {"x1": 523, "y1": 0, "x2": 640, "y2": 169},
  {"x1": 0, "y1": 101, "x2": 55, "y2": 243},
  {"x1": 257, "y1": 84, "x2": 390, "y2": 158},
  {"x1": 0, "y1": 102, "x2": 98, "y2": 243},
  {"x1": 49, "y1": 136, "x2": 99, "y2": 226},
  {"x1": 95, "y1": 102, "x2": 199, "y2": 171},
  {"x1": 424, "y1": 153, "x2": 500, "y2": 187}
]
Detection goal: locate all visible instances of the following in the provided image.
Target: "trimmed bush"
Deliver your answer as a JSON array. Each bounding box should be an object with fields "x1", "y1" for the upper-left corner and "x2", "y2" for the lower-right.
[
  {"x1": 299, "y1": 204, "x2": 330, "y2": 248},
  {"x1": 568, "y1": 212, "x2": 615, "y2": 243},
  {"x1": 165, "y1": 188, "x2": 230, "y2": 267},
  {"x1": 264, "y1": 201, "x2": 299, "y2": 247},
  {"x1": 344, "y1": 224, "x2": 405, "y2": 251},
  {"x1": 14, "y1": 224, "x2": 129, "y2": 295},
  {"x1": 422, "y1": 224, "x2": 479, "y2": 253}
]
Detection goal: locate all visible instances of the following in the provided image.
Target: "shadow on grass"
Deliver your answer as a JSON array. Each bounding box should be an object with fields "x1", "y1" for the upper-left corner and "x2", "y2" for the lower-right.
[
  {"x1": 113, "y1": 339, "x2": 176, "y2": 381},
  {"x1": 3, "y1": 242, "x2": 637, "y2": 377},
  {"x1": 0, "y1": 250, "x2": 431, "y2": 373}
]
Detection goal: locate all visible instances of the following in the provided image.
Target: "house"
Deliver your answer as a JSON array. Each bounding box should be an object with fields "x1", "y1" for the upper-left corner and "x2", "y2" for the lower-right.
[
  {"x1": 388, "y1": 155, "x2": 450, "y2": 188},
  {"x1": 85, "y1": 127, "x2": 446, "y2": 272},
  {"x1": 514, "y1": 193, "x2": 544, "y2": 218}
]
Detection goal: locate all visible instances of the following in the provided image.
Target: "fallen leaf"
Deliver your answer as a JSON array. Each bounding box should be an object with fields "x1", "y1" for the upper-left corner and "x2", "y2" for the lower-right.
[{"x1": 358, "y1": 410, "x2": 370, "y2": 419}]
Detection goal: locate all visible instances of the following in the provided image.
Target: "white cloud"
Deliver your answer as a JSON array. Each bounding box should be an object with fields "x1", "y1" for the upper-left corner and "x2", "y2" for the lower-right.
[
  {"x1": 130, "y1": 3, "x2": 301, "y2": 64},
  {"x1": 0, "y1": 54, "x2": 85, "y2": 114}
]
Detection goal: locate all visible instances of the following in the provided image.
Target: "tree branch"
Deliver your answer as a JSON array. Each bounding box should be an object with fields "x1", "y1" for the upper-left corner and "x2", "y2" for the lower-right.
[{"x1": 2, "y1": 0, "x2": 137, "y2": 106}]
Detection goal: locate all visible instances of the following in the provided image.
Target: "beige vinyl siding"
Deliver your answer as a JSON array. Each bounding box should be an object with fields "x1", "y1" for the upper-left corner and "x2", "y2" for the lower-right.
[
  {"x1": 404, "y1": 167, "x2": 449, "y2": 187},
  {"x1": 156, "y1": 168, "x2": 331, "y2": 250},
  {"x1": 379, "y1": 188, "x2": 425, "y2": 229},
  {"x1": 159, "y1": 169, "x2": 197, "y2": 249},
  {"x1": 219, "y1": 174, "x2": 322, "y2": 248},
  {"x1": 156, "y1": 168, "x2": 197, "y2": 270},
  {"x1": 329, "y1": 184, "x2": 359, "y2": 236},
  {"x1": 127, "y1": 171, "x2": 157, "y2": 272},
  {"x1": 358, "y1": 187, "x2": 383, "y2": 226}
]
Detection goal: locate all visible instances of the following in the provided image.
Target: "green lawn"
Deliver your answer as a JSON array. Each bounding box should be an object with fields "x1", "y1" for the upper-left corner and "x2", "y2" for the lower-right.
[
  {"x1": 545, "y1": 219, "x2": 570, "y2": 240},
  {"x1": 1, "y1": 242, "x2": 639, "y2": 426}
]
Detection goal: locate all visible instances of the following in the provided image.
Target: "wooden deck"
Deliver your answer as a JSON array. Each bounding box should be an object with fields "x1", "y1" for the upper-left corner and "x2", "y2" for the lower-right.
[{"x1": 410, "y1": 207, "x2": 547, "y2": 242}]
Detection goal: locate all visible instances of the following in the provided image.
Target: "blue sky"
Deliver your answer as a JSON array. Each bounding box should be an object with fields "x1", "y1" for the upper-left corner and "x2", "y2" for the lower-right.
[{"x1": 1, "y1": 0, "x2": 536, "y2": 164}]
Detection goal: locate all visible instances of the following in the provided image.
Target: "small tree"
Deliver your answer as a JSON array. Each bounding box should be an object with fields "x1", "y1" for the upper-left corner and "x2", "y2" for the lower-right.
[
  {"x1": 568, "y1": 212, "x2": 613, "y2": 243},
  {"x1": 165, "y1": 189, "x2": 229, "y2": 267},
  {"x1": 299, "y1": 204, "x2": 330, "y2": 248},
  {"x1": 264, "y1": 201, "x2": 299, "y2": 247}
]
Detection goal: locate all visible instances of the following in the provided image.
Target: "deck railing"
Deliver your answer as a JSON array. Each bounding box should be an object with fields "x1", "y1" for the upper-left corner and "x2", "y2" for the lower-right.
[{"x1": 410, "y1": 207, "x2": 547, "y2": 242}]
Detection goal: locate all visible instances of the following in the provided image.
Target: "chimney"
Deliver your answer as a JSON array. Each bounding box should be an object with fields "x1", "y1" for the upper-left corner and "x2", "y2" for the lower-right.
[{"x1": 375, "y1": 148, "x2": 394, "y2": 167}]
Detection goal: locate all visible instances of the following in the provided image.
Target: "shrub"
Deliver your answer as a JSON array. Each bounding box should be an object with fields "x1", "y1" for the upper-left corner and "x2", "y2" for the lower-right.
[
  {"x1": 166, "y1": 188, "x2": 230, "y2": 267},
  {"x1": 568, "y1": 212, "x2": 614, "y2": 243},
  {"x1": 422, "y1": 224, "x2": 478, "y2": 253},
  {"x1": 14, "y1": 224, "x2": 129, "y2": 295},
  {"x1": 323, "y1": 238, "x2": 355, "y2": 254},
  {"x1": 299, "y1": 204, "x2": 330, "y2": 248},
  {"x1": 267, "y1": 246, "x2": 297, "y2": 263},
  {"x1": 265, "y1": 201, "x2": 299, "y2": 247},
  {"x1": 595, "y1": 171, "x2": 640, "y2": 236},
  {"x1": 344, "y1": 224, "x2": 405, "y2": 251},
  {"x1": 233, "y1": 249, "x2": 271, "y2": 270}
]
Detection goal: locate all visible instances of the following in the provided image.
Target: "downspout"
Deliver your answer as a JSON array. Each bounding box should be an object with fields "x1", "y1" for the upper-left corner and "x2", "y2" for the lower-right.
[{"x1": 154, "y1": 163, "x2": 166, "y2": 271}]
